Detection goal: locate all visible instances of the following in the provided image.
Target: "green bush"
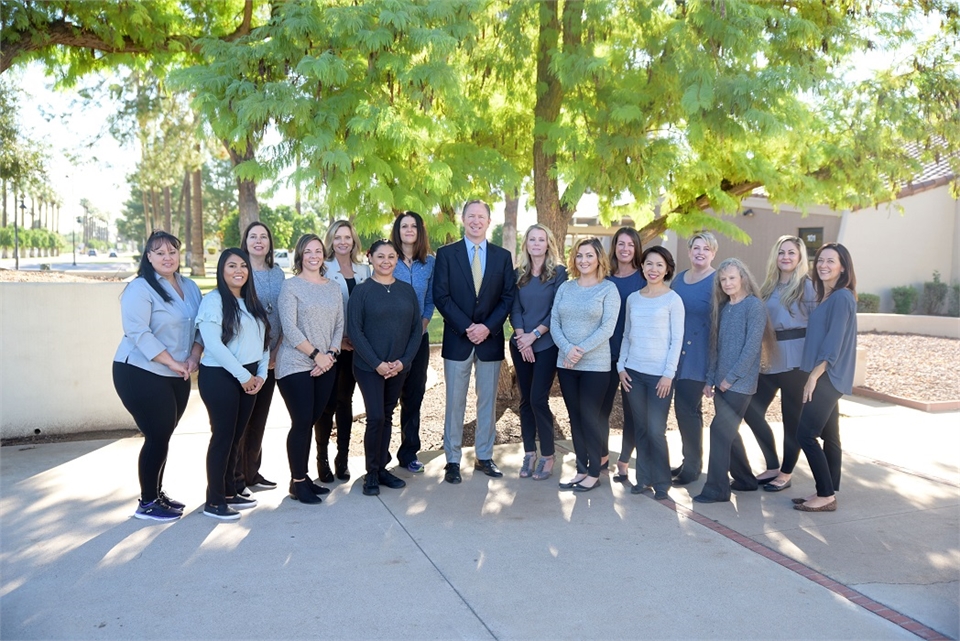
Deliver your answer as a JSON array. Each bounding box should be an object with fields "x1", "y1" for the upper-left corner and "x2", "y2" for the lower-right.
[
  {"x1": 857, "y1": 293, "x2": 880, "y2": 313},
  {"x1": 949, "y1": 284, "x2": 960, "y2": 318},
  {"x1": 918, "y1": 270, "x2": 949, "y2": 315},
  {"x1": 891, "y1": 286, "x2": 917, "y2": 314}
]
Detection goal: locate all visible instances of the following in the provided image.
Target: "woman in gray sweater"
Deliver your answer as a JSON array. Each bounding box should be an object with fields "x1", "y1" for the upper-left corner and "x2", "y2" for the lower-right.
[
  {"x1": 551, "y1": 238, "x2": 620, "y2": 492},
  {"x1": 693, "y1": 258, "x2": 775, "y2": 504}
]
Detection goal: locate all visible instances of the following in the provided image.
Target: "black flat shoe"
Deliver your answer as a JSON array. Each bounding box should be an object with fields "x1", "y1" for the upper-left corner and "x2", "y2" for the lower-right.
[
  {"x1": 613, "y1": 473, "x2": 629, "y2": 484},
  {"x1": 572, "y1": 480, "x2": 600, "y2": 492},
  {"x1": 670, "y1": 466, "x2": 683, "y2": 477},
  {"x1": 672, "y1": 475, "x2": 699, "y2": 486},
  {"x1": 362, "y1": 474, "x2": 380, "y2": 496},
  {"x1": 335, "y1": 461, "x2": 350, "y2": 482},
  {"x1": 444, "y1": 463, "x2": 461, "y2": 484},
  {"x1": 559, "y1": 477, "x2": 586, "y2": 490},
  {"x1": 692, "y1": 494, "x2": 728, "y2": 504},
  {"x1": 654, "y1": 489, "x2": 670, "y2": 500},
  {"x1": 378, "y1": 470, "x2": 406, "y2": 490},
  {"x1": 730, "y1": 480, "x2": 759, "y2": 492},
  {"x1": 763, "y1": 479, "x2": 792, "y2": 492},
  {"x1": 630, "y1": 484, "x2": 651, "y2": 495}
]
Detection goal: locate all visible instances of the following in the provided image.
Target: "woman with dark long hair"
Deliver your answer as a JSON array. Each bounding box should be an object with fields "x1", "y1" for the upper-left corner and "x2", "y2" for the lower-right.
[
  {"x1": 276, "y1": 234, "x2": 343, "y2": 504},
  {"x1": 794, "y1": 243, "x2": 858, "y2": 512},
  {"x1": 348, "y1": 240, "x2": 423, "y2": 496},
  {"x1": 234, "y1": 221, "x2": 286, "y2": 495},
  {"x1": 196, "y1": 248, "x2": 270, "y2": 520},
  {"x1": 114, "y1": 231, "x2": 203, "y2": 522},
  {"x1": 390, "y1": 211, "x2": 435, "y2": 474},
  {"x1": 600, "y1": 227, "x2": 645, "y2": 483},
  {"x1": 510, "y1": 224, "x2": 567, "y2": 481}
]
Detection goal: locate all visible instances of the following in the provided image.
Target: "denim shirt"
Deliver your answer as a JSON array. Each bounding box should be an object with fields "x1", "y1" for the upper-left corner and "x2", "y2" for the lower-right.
[
  {"x1": 393, "y1": 255, "x2": 436, "y2": 321},
  {"x1": 114, "y1": 273, "x2": 202, "y2": 377}
]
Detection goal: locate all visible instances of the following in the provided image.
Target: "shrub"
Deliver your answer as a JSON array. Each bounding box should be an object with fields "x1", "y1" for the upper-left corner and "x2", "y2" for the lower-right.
[
  {"x1": 857, "y1": 293, "x2": 880, "y2": 313},
  {"x1": 891, "y1": 286, "x2": 917, "y2": 314},
  {"x1": 918, "y1": 271, "x2": 949, "y2": 315},
  {"x1": 949, "y1": 284, "x2": 960, "y2": 318}
]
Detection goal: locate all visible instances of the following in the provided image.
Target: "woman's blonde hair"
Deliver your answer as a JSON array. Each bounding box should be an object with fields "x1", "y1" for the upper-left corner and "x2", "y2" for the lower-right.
[
  {"x1": 324, "y1": 220, "x2": 363, "y2": 263},
  {"x1": 687, "y1": 230, "x2": 719, "y2": 253},
  {"x1": 710, "y1": 257, "x2": 777, "y2": 362},
  {"x1": 517, "y1": 224, "x2": 561, "y2": 287},
  {"x1": 759, "y1": 235, "x2": 809, "y2": 312},
  {"x1": 568, "y1": 237, "x2": 610, "y2": 280}
]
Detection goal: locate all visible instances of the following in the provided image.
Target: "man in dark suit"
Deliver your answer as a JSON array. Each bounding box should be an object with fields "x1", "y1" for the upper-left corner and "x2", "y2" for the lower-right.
[{"x1": 433, "y1": 200, "x2": 516, "y2": 483}]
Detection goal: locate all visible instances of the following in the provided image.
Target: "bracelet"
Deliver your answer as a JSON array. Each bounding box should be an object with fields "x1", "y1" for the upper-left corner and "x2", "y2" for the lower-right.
[
  {"x1": 308, "y1": 348, "x2": 320, "y2": 360},
  {"x1": 326, "y1": 350, "x2": 337, "y2": 362}
]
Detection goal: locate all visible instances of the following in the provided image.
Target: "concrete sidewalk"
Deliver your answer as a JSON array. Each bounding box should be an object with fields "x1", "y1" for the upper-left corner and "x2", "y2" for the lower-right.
[{"x1": 1, "y1": 393, "x2": 957, "y2": 640}]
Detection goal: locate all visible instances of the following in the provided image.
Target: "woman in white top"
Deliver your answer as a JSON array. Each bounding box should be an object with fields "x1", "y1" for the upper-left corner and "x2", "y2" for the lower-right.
[
  {"x1": 314, "y1": 220, "x2": 371, "y2": 482},
  {"x1": 617, "y1": 246, "x2": 685, "y2": 500},
  {"x1": 196, "y1": 248, "x2": 270, "y2": 521}
]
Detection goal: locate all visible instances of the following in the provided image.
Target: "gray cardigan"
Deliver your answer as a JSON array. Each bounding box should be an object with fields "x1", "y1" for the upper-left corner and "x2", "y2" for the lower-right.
[{"x1": 707, "y1": 295, "x2": 767, "y2": 394}]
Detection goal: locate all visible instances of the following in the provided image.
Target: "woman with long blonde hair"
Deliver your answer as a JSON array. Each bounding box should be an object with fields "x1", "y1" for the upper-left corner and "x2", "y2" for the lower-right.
[
  {"x1": 744, "y1": 236, "x2": 817, "y2": 491},
  {"x1": 510, "y1": 224, "x2": 567, "y2": 480},
  {"x1": 693, "y1": 258, "x2": 773, "y2": 504}
]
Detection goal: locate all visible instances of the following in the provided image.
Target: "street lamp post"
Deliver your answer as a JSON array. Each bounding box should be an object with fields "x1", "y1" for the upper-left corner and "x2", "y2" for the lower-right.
[
  {"x1": 15, "y1": 196, "x2": 25, "y2": 270},
  {"x1": 72, "y1": 216, "x2": 81, "y2": 267}
]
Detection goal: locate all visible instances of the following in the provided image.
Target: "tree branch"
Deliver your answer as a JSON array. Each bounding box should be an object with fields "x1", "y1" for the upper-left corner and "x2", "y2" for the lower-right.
[{"x1": 637, "y1": 180, "x2": 761, "y2": 245}]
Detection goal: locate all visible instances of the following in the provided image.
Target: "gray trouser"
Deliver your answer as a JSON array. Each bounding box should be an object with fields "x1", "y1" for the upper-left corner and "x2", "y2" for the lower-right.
[{"x1": 443, "y1": 352, "x2": 502, "y2": 464}]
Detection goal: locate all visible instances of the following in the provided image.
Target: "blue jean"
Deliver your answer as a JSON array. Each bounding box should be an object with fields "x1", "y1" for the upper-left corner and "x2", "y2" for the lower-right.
[{"x1": 623, "y1": 369, "x2": 673, "y2": 492}]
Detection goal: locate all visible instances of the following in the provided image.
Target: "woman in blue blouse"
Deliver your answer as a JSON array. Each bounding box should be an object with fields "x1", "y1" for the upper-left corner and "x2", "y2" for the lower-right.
[
  {"x1": 670, "y1": 231, "x2": 719, "y2": 485},
  {"x1": 510, "y1": 224, "x2": 567, "y2": 480},
  {"x1": 794, "y1": 243, "x2": 858, "y2": 512},
  {"x1": 390, "y1": 211, "x2": 436, "y2": 474},
  {"x1": 600, "y1": 227, "x2": 645, "y2": 483},
  {"x1": 196, "y1": 248, "x2": 270, "y2": 520},
  {"x1": 114, "y1": 231, "x2": 203, "y2": 522}
]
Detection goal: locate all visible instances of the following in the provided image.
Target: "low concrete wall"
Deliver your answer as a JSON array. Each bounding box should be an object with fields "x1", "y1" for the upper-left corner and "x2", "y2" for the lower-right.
[
  {"x1": 858, "y1": 313, "x2": 960, "y2": 339},
  {"x1": 1, "y1": 282, "x2": 132, "y2": 439}
]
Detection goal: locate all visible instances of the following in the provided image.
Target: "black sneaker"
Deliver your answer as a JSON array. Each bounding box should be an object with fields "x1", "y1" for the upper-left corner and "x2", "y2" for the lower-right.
[
  {"x1": 362, "y1": 474, "x2": 380, "y2": 496},
  {"x1": 158, "y1": 491, "x2": 185, "y2": 511},
  {"x1": 252, "y1": 476, "x2": 278, "y2": 490},
  {"x1": 378, "y1": 470, "x2": 406, "y2": 490},
  {"x1": 134, "y1": 499, "x2": 182, "y2": 522},
  {"x1": 203, "y1": 503, "x2": 241, "y2": 521},
  {"x1": 226, "y1": 495, "x2": 257, "y2": 509}
]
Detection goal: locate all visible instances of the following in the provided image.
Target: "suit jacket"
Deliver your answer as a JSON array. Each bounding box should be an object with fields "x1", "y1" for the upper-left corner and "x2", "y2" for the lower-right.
[{"x1": 433, "y1": 239, "x2": 516, "y2": 361}]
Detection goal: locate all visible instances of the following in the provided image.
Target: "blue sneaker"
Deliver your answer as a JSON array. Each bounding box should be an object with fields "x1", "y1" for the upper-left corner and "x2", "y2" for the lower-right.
[
  {"x1": 134, "y1": 500, "x2": 182, "y2": 522},
  {"x1": 405, "y1": 460, "x2": 424, "y2": 474}
]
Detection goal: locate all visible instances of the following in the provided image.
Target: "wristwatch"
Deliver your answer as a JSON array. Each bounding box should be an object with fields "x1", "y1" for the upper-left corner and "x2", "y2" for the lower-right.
[
  {"x1": 308, "y1": 348, "x2": 320, "y2": 359},
  {"x1": 533, "y1": 329, "x2": 542, "y2": 339}
]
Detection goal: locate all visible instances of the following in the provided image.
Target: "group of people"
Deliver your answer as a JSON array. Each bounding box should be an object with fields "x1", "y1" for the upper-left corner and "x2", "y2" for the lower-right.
[{"x1": 113, "y1": 199, "x2": 857, "y2": 523}]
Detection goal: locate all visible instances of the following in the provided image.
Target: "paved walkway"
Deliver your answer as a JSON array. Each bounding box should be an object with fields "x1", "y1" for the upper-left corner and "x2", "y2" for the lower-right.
[{"x1": 1, "y1": 393, "x2": 957, "y2": 640}]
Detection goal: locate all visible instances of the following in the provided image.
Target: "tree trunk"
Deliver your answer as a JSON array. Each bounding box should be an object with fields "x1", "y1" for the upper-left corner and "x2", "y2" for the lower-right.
[
  {"x1": 151, "y1": 189, "x2": 160, "y2": 235},
  {"x1": 2, "y1": 178, "x2": 7, "y2": 228},
  {"x1": 226, "y1": 140, "x2": 259, "y2": 236},
  {"x1": 532, "y1": 0, "x2": 582, "y2": 256},
  {"x1": 141, "y1": 189, "x2": 152, "y2": 240},
  {"x1": 502, "y1": 189, "x2": 519, "y2": 265},
  {"x1": 439, "y1": 203, "x2": 460, "y2": 245},
  {"x1": 173, "y1": 181, "x2": 184, "y2": 238},
  {"x1": 163, "y1": 186, "x2": 172, "y2": 232},
  {"x1": 190, "y1": 165, "x2": 205, "y2": 277},
  {"x1": 183, "y1": 171, "x2": 192, "y2": 268}
]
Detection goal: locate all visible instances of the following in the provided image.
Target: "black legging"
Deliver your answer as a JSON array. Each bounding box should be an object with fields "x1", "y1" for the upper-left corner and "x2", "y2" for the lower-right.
[
  {"x1": 700, "y1": 389, "x2": 758, "y2": 501},
  {"x1": 278, "y1": 369, "x2": 337, "y2": 479},
  {"x1": 742, "y1": 368, "x2": 807, "y2": 473},
  {"x1": 396, "y1": 333, "x2": 430, "y2": 467},
  {"x1": 113, "y1": 361, "x2": 190, "y2": 503},
  {"x1": 199, "y1": 363, "x2": 258, "y2": 506},
  {"x1": 354, "y1": 366, "x2": 406, "y2": 476},
  {"x1": 313, "y1": 351, "x2": 356, "y2": 469},
  {"x1": 558, "y1": 368, "x2": 608, "y2": 477},
  {"x1": 235, "y1": 369, "x2": 277, "y2": 491},
  {"x1": 798, "y1": 376, "x2": 843, "y2": 497},
  {"x1": 511, "y1": 341, "x2": 558, "y2": 457}
]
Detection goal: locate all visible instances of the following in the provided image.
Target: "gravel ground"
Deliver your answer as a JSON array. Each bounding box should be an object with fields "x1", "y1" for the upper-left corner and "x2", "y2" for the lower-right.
[{"x1": 857, "y1": 332, "x2": 960, "y2": 402}]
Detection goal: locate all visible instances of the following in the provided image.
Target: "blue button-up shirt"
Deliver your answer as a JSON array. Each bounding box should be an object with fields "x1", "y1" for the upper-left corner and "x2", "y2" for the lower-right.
[{"x1": 393, "y1": 254, "x2": 436, "y2": 320}]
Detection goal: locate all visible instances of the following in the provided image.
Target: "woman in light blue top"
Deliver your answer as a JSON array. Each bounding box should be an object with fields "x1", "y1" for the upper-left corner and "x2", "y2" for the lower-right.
[
  {"x1": 113, "y1": 231, "x2": 203, "y2": 523},
  {"x1": 196, "y1": 248, "x2": 270, "y2": 521},
  {"x1": 743, "y1": 236, "x2": 818, "y2": 491},
  {"x1": 552, "y1": 238, "x2": 620, "y2": 492},
  {"x1": 314, "y1": 220, "x2": 371, "y2": 483},
  {"x1": 390, "y1": 211, "x2": 436, "y2": 473},
  {"x1": 617, "y1": 246, "x2": 684, "y2": 500}
]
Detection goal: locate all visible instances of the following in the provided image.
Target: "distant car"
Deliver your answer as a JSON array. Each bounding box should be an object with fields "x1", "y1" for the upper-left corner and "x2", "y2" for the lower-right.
[
  {"x1": 87, "y1": 249, "x2": 97, "y2": 256},
  {"x1": 109, "y1": 250, "x2": 118, "y2": 258},
  {"x1": 274, "y1": 250, "x2": 291, "y2": 269}
]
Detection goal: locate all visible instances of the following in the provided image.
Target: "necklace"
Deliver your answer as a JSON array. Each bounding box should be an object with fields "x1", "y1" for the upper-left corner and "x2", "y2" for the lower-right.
[{"x1": 375, "y1": 278, "x2": 394, "y2": 293}]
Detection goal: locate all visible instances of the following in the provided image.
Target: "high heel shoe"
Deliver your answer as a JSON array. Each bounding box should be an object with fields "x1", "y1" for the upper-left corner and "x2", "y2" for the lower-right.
[
  {"x1": 289, "y1": 479, "x2": 322, "y2": 504},
  {"x1": 519, "y1": 452, "x2": 537, "y2": 478},
  {"x1": 532, "y1": 455, "x2": 554, "y2": 481},
  {"x1": 317, "y1": 458, "x2": 335, "y2": 484}
]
